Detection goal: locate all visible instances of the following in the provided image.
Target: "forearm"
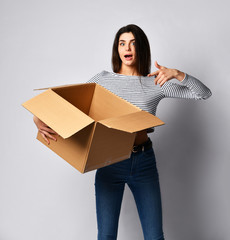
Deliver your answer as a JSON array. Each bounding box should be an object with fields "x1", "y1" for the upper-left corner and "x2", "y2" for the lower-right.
[{"x1": 162, "y1": 73, "x2": 212, "y2": 100}]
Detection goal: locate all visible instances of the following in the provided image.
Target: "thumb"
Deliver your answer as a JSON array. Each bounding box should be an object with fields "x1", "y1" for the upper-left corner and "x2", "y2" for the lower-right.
[{"x1": 155, "y1": 60, "x2": 163, "y2": 69}]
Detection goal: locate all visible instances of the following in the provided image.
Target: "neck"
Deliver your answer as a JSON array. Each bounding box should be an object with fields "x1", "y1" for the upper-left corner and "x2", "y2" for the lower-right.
[{"x1": 119, "y1": 64, "x2": 140, "y2": 76}]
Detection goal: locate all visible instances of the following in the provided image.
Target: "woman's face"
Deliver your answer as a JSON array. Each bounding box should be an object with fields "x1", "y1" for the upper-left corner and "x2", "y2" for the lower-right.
[{"x1": 118, "y1": 32, "x2": 136, "y2": 67}]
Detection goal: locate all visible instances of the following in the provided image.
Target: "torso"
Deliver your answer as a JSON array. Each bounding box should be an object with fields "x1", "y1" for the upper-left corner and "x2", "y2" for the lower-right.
[
  {"x1": 87, "y1": 71, "x2": 166, "y2": 140},
  {"x1": 89, "y1": 71, "x2": 164, "y2": 117}
]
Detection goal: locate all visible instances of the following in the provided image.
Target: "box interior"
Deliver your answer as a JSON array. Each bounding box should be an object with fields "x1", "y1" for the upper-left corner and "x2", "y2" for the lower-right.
[
  {"x1": 89, "y1": 84, "x2": 140, "y2": 121},
  {"x1": 53, "y1": 83, "x2": 140, "y2": 121},
  {"x1": 53, "y1": 83, "x2": 95, "y2": 116}
]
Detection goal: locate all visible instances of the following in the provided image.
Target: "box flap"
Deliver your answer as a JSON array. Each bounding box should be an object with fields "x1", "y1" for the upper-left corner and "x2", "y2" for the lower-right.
[
  {"x1": 99, "y1": 111, "x2": 164, "y2": 133},
  {"x1": 34, "y1": 82, "x2": 94, "y2": 91},
  {"x1": 22, "y1": 89, "x2": 94, "y2": 138}
]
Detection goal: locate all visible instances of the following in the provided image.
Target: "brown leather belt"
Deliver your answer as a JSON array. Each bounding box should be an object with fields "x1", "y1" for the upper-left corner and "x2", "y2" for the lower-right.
[{"x1": 132, "y1": 138, "x2": 152, "y2": 153}]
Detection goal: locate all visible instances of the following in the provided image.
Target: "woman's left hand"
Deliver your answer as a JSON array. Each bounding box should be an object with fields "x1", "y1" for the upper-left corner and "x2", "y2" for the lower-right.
[{"x1": 147, "y1": 61, "x2": 185, "y2": 86}]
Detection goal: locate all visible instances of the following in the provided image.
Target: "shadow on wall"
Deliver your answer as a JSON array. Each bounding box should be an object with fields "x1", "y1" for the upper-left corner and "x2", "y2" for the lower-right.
[{"x1": 153, "y1": 99, "x2": 213, "y2": 240}]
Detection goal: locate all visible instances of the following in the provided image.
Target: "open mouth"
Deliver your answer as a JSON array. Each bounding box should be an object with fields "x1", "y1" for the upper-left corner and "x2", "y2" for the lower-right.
[{"x1": 124, "y1": 54, "x2": 133, "y2": 60}]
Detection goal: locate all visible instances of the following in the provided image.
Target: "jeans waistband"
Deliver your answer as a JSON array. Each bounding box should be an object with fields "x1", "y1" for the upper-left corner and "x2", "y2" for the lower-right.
[{"x1": 132, "y1": 138, "x2": 152, "y2": 153}]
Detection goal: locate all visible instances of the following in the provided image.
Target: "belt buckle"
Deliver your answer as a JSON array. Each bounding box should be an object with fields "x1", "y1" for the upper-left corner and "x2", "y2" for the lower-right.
[{"x1": 132, "y1": 145, "x2": 145, "y2": 153}]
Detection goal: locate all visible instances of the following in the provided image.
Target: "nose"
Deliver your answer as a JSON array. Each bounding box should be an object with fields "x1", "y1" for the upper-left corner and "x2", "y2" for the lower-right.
[{"x1": 125, "y1": 43, "x2": 131, "y2": 51}]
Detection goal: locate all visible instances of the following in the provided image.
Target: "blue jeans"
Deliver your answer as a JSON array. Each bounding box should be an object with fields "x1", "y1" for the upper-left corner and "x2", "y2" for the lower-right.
[{"x1": 95, "y1": 146, "x2": 165, "y2": 240}]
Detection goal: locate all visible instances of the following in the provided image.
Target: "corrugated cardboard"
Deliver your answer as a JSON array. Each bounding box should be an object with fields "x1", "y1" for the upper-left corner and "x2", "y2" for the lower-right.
[{"x1": 22, "y1": 83, "x2": 165, "y2": 173}]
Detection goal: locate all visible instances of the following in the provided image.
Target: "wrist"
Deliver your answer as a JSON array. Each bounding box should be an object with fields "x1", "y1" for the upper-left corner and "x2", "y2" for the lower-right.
[{"x1": 174, "y1": 69, "x2": 185, "y2": 82}]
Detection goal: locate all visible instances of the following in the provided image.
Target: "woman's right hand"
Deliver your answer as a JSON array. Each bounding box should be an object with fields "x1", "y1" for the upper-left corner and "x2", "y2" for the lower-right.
[{"x1": 33, "y1": 116, "x2": 58, "y2": 144}]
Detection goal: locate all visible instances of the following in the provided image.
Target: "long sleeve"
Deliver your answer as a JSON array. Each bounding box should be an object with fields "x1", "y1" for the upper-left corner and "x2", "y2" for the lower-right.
[{"x1": 161, "y1": 74, "x2": 212, "y2": 100}]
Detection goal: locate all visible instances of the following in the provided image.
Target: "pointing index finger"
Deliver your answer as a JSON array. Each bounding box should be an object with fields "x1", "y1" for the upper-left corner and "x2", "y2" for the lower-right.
[{"x1": 148, "y1": 70, "x2": 159, "y2": 77}]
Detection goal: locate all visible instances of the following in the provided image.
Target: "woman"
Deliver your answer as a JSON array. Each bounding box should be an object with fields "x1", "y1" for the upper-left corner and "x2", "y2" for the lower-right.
[{"x1": 34, "y1": 24, "x2": 212, "y2": 240}]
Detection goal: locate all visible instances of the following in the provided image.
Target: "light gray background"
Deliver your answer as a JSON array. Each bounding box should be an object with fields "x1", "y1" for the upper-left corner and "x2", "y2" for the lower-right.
[{"x1": 1, "y1": 0, "x2": 229, "y2": 239}]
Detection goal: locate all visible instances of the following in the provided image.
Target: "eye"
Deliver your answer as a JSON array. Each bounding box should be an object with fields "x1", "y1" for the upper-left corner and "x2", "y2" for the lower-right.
[
  {"x1": 131, "y1": 42, "x2": 135, "y2": 46},
  {"x1": 120, "y1": 42, "x2": 125, "y2": 46}
]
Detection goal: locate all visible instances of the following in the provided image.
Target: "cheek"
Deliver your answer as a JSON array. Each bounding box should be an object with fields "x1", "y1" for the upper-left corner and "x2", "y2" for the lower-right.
[
  {"x1": 118, "y1": 49, "x2": 123, "y2": 59},
  {"x1": 133, "y1": 50, "x2": 137, "y2": 59},
  {"x1": 132, "y1": 46, "x2": 136, "y2": 55}
]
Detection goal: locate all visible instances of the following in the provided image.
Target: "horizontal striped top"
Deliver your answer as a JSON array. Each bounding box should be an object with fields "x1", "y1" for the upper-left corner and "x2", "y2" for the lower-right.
[{"x1": 87, "y1": 70, "x2": 212, "y2": 132}]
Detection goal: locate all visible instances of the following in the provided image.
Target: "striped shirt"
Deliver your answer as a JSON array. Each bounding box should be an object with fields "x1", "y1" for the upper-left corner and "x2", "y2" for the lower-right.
[{"x1": 87, "y1": 70, "x2": 212, "y2": 132}]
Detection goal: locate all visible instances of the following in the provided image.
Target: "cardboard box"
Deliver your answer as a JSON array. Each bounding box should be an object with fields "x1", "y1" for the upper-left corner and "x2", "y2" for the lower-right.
[{"x1": 22, "y1": 83, "x2": 164, "y2": 173}]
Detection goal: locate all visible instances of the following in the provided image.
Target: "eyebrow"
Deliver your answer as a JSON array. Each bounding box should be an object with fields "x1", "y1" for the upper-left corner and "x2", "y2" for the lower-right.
[{"x1": 119, "y1": 39, "x2": 135, "y2": 42}]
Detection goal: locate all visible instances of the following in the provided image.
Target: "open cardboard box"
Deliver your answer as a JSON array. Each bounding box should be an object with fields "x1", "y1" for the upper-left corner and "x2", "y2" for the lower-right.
[{"x1": 22, "y1": 83, "x2": 164, "y2": 173}]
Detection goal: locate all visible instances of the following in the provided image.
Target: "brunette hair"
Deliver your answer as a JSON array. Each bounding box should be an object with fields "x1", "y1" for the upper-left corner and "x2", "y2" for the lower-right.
[{"x1": 112, "y1": 24, "x2": 151, "y2": 76}]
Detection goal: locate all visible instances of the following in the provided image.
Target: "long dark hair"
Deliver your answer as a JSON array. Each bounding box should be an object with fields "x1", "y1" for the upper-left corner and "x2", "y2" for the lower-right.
[{"x1": 112, "y1": 24, "x2": 151, "y2": 76}]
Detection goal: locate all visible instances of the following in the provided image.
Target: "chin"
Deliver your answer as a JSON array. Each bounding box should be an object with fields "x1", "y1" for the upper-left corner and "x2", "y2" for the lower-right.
[{"x1": 124, "y1": 61, "x2": 136, "y2": 66}]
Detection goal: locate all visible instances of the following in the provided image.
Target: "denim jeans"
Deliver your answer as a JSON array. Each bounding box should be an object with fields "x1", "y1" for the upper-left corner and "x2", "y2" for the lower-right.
[{"x1": 95, "y1": 146, "x2": 165, "y2": 240}]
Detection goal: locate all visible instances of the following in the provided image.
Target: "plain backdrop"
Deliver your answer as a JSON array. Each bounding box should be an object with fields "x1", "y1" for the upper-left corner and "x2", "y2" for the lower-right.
[{"x1": 1, "y1": 0, "x2": 229, "y2": 239}]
